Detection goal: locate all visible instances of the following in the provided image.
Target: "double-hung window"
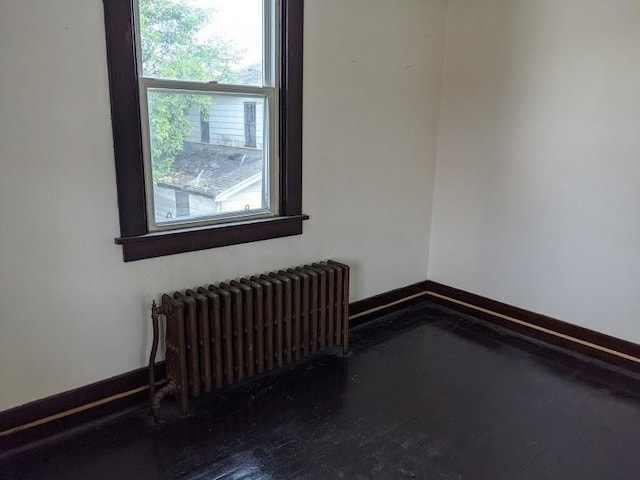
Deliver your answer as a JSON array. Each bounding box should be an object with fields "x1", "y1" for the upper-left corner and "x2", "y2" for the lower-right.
[{"x1": 103, "y1": 0, "x2": 306, "y2": 261}]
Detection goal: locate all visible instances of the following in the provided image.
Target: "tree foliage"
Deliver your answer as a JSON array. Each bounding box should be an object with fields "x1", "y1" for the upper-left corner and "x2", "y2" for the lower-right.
[{"x1": 139, "y1": 0, "x2": 240, "y2": 179}]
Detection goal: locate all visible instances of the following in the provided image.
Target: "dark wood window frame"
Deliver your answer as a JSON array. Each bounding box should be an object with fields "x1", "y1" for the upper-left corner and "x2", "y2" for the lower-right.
[{"x1": 103, "y1": 0, "x2": 307, "y2": 262}]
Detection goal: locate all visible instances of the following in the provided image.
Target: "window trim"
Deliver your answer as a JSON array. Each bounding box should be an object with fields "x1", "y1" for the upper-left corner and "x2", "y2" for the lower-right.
[{"x1": 103, "y1": 0, "x2": 307, "y2": 262}]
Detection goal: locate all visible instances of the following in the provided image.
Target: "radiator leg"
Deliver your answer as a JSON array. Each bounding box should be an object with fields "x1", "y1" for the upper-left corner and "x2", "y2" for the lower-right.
[
  {"x1": 341, "y1": 322, "x2": 351, "y2": 357},
  {"x1": 150, "y1": 301, "x2": 178, "y2": 420},
  {"x1": 151, "y1": 381, "x2": 177, "y2": 420}
]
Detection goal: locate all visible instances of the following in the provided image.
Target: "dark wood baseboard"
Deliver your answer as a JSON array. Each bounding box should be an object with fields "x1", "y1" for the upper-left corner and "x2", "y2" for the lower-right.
[
  {"x1": 4, "y1": 279, "x2": 640, "y2": 455},
  {"x1": 425, "y1": 281, "x2": 640, "y2": 374},
  {"x1": 0, "y1": 364, "x2": 165, "y2": 455},
  {"x1": 349, "y1": 280, "x2": 433, "y2": 327}
]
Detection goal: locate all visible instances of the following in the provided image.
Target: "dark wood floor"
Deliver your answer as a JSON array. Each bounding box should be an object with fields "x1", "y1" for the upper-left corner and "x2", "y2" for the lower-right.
[{"x1": 3, "y1": 301, "x2": 640, "y2": 479}]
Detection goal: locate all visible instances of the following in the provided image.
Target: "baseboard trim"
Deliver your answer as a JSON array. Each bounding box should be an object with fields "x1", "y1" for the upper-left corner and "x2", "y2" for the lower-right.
[
  {"x1": 350, "y1": 280, "x2": 640, "y2": 371},
  {"x1": 349, "y1": 280, "x2": 433, "y2": 326},
  {"x1": 425, "y1": 282, "x2": 640, "y2": 372},
  {"x1": 4, "y1": 280, "x2": 639, "y2": 454},
  {"x1": 0, "y1": 385, "x2": 146, "y2": 438},
  {"x1": 0, "y1": 363, "x2": 166, "y2": 455}
]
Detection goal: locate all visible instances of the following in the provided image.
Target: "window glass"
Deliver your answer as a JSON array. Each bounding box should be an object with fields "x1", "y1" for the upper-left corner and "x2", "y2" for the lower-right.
[
  {"x1": 139, "y1": 0, "x2": 264, "y2": 85},
  {"x1": 137, "y1": 0, "x2": 274, "y2": 230},
  {"x1": 146, "y1": 90, "x2": 269, "y2": 226}
]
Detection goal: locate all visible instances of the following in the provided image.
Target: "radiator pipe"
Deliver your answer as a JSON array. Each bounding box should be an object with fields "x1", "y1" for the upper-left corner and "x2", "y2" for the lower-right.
[{"x1": 149, "y1": 301, "x2": 162, "y2": 403}]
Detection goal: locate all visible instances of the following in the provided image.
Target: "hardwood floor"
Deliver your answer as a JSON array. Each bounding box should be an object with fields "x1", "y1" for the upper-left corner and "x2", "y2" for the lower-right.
[{"x1": 2, "y1": 301, "x2": 640, "y2": 479}]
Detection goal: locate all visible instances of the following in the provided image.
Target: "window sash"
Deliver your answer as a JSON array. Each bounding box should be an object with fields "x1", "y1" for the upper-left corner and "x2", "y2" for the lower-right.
[
  {"x1": 138, "y1": 82, "x2": 279, "y2": 231},
  {"x1": 133, "y1": 0, "x2": 279, "y2": 231},
  {"x1": 132, "y1": 0, "x2": 278, "y2": 88}
]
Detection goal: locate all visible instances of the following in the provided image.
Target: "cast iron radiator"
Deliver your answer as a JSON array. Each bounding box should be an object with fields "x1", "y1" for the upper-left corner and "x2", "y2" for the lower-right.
[{"x1": 149, "y1": 260, "x2": 350, "y2": 414}]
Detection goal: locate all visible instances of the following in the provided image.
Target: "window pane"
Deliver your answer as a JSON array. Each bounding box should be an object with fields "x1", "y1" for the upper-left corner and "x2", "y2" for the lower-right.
[
  {"x1": 146, "y1": 89, "x2": 268, "y2": 226},
  {"x1": 138, "y1": 0, "x2": 264, "y2": 85}
]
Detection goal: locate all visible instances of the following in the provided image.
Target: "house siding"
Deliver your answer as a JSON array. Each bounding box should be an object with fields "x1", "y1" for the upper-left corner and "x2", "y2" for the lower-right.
[
  {"x1": 186, "y1": 96, "x2": 265, "y2": 149},
  {"x1": 217, "y1": 179, "x2": 263, "y2": 213}
]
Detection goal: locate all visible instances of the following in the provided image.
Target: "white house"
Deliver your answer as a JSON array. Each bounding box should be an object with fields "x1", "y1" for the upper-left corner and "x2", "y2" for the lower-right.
[{"x1": 154, "y1": 95, "x2": 266, "y2": 221}]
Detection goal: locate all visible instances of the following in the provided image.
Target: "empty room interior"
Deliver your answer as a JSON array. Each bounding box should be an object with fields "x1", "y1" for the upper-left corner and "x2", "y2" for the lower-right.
[{"x1": 1, "y1": 0, "x2": 639, "y2": 478}]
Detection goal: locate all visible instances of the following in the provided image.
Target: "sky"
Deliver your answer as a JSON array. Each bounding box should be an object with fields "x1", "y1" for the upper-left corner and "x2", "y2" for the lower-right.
[{"x1": 192, "y1": 0, "x2": 264, "y2": 68}]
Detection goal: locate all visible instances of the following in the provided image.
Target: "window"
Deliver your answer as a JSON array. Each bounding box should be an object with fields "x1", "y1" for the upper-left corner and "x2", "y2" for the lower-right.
[
  {"x1": 244, "y1": 102, "x2": 257, "y2": 148},
  {"x1": 200, "y1": 110, "x2": 210, "y2": 144},
  {"x1": 103, "y1": 0, "x2": 306, "y2": 261}
]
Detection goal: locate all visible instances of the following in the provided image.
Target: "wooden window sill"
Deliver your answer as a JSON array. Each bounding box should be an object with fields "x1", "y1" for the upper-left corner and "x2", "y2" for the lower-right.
[{"x1": 115, "y1": 214, "x2": 309, "y2": 262}]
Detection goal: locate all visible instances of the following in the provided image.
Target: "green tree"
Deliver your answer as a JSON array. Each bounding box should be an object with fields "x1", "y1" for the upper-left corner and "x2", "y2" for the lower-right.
[{"x1": 139, "y1": 0, "x2": 240, "y2": 179}]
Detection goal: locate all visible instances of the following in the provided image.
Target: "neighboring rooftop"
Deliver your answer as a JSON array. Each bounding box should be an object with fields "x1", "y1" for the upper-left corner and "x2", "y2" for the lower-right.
[
  {"x1": 158, "y1": 142, "x2": 263, "y2": 199},
  {"x1": 234, "y1": 63, "x2": 262, "y2": 86}
]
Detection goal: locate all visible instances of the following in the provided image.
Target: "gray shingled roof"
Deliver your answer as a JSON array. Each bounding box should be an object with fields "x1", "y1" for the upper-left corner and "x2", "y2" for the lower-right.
[{"x1": 158, "y1": 142, "x2": 263, "y2": 199}]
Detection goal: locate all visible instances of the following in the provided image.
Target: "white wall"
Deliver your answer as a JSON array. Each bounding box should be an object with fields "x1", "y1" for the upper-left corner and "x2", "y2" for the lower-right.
[
  {"x1": 0, "y1": 0, "x2": 447, "y2": 411},
  {"x1": 429, "y1": 0, "x2": 640, "y2": 342}
]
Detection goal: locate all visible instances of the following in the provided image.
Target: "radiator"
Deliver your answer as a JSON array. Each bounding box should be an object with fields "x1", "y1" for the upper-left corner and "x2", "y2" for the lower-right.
[{"x1": 149, "y1": 260, "x2": 350, "y2": 414}]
